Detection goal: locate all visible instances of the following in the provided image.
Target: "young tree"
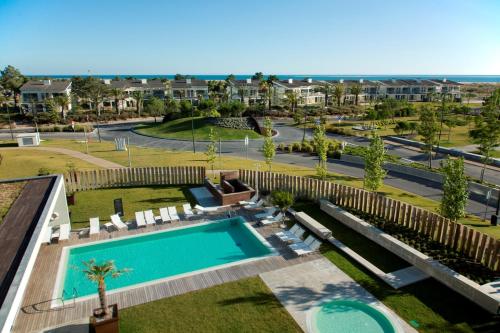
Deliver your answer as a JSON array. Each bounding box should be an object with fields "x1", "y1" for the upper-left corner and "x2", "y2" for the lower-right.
[
  {"x1": 417, "y1": 106, "x2": 440, "y2": 168},
  {"x1": 110, "y1": 88, "x2": 124, "y2": 115},
  {"x1": 132, "y1": 91, "x2": 144, "y2": 116},
  {"x1": 350, "y1": 83, "x2": 363, "y2": 105},
  {"x1": 82, "y1": 260, "x2": 128, "y2": 316},
  {"x1": 144, "y1": 96, "x2": 165, "y2": 123},
  {"x1": 440, "y1": 157, "x2": 468, "y2": 221},
  {"x1": 364, "y1": 132, "x2": 387, "y2": 192},
  {"x1": 333, "y1": 83, "x2": 344, "y2": 107},
  {"x1": 271, "y1": 190, "x2": 294, "y2": 225},
  {"x1": 443, "y1": 117, "x2": 457, "y2": 142},
  {"x1": 469, "y1": 107, "x2": 500, "y2": 182},
  {"x1": 205, "y1": 128, "x2": 217, "y2": 174},
  {"x1": 54, "y1": 95, "x2": 70, "y2": 120},
  {"x1": 262, "y1": 117, "x2": 275, "y2": 171},
  {"x1": 284, "y1": 90, "x2": 299, "y2": 113},
  {"x1": 313, "y1": 124, "x2": 328, "y2": 179}
]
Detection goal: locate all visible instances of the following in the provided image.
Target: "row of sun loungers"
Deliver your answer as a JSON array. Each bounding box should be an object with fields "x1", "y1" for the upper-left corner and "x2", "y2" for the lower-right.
[
  {"x1": 43, "y1": 223, "x2": 71, "y2": 244},
  {"x1": 274, "y1": 224, "x2": 322, "y2": 256}
]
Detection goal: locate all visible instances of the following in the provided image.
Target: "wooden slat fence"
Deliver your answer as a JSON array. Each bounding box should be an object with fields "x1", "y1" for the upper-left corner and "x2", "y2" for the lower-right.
[
  {"x1": 65, "y1": 166, "x2": 206, "y2": 192},
  {"x1": 239, "y1": 169, "x2": 500, "y2": 271}
]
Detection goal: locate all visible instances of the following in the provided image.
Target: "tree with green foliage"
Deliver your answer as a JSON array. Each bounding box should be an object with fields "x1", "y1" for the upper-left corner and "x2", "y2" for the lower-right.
[
  {"x1": 262, "y1": 117, "x2": 275, "y2": 171},
  {"x1": 315, "y1": 82, "x2": 333, "y2": 107},
  {"x1": 364, "y1": 132, "x2": 386, "y2": 191},
  {"x1": 313, "y1": 124, "x2": 328, "y2": 179},
  {"x1": 443, "y1": 117, "x2": 457, "y2": 142},
  {"x1": 252, "y1": 72, "x2": 264, "y2": 81},
  {"x1": 54, "y1": 95, "x2": 70, "y2": 119},
  {"x1": 110, "y1": 88, "x2": 124, "y2": 115},
  {"x1": 284, "y1": 90, "x2": 299, "y2": 113},
  {"x1": 350, "y1": 83, "x2": 363, "y2": 105},
  {"x1": 333, "y1": 83, "x2": 344, "y2": 107},
  {"x1": 271, "y1": 190, "x2": 294, "y2": 225},
  {"x1": 132, "y1": 91, "x2": 144, "y2": 116},
  {"x1": 440, "y1": 157, "x2": 468, "y2": 221},
  {"x1": 205, "y1": 128, "x2": 217, "y2": 173},
  {"x1": 417, "y1": 106, "x2": 440, "y2": 168},
  {"x1": 82, "y1": 260, "x2": 128, "y2": 316},
  {"x1": 144, "y1": 97, "x2": 165, "y2": 123},
  {"x1": 0, "y1": 65, "x2": 26, "y2": 110},
  {"x1": 469, "y1": 107, "x2": 500, "y2": 182}
]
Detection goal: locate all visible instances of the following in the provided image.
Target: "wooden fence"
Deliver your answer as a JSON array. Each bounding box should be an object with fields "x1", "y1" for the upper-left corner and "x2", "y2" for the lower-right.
[
  {"x1": 239, "y1": 169, "x2": 500, "y2": 271},
  {"x1": 65, "y1": 166, "x2": 206, "y2": 192}
]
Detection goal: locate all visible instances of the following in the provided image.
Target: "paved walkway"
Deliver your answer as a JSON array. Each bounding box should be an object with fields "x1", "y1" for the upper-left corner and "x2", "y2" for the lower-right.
[
  {"x1": 260, "y1": 258, "x2": 417, "y2": 333},
  {"x1": 0, "y1": 146, "x2": 122, "y2": 169}
]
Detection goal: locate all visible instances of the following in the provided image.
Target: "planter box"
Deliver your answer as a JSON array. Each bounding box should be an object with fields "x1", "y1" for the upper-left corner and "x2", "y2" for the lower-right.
[{"x1": 90, "y1": 304, "x2": 119, "y2": 333}]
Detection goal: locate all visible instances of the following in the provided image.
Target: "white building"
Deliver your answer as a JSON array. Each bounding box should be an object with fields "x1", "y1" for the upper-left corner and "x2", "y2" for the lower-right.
[
  {"x1": 20, "y1": 80, "x2": 72, "y2": 113},
  {"x1": 272, "y1": 78, "x2": 325, "y2": 106},
  {"x1": 102, "y1": 78, "x2": 167, "y2": 110},
  {"x1": 226, "y1": 78, "x2": 262, "y2": 105},
  {"x1": 170, "y1": 79, "x2": 209, "y2": 104}
]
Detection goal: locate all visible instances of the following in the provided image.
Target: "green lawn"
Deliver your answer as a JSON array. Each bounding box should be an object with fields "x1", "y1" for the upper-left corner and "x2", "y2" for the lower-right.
[
  {"x1": 0, "y1": 181, "x2": 25, "y2": 224},
  {"x1": 135, "y1": 117, "x2": 262, "y2": 140},
  {"x1": 297, "y1": 202, "x2": 500, "y2": 333},
  {"x1": 119, "y1": 277, "x2": 302, "y2": 333},
  {"x1": 69, "y1": 185, "x2": 194, "y2": 229}
]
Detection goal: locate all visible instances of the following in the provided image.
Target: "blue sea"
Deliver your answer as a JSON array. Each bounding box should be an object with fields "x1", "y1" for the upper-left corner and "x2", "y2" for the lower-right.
[{"x1": 28, "y1": 74, "x2": 500, "y2": 83}]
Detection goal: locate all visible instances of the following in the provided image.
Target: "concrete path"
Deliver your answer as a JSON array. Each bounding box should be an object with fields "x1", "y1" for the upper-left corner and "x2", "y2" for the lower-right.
[
  {"x1": 0, "y1": 146, "x2": 123, "y2": 169},
  {"x1": 260, "y1": 258, "x2": 417, "y2": 333}
]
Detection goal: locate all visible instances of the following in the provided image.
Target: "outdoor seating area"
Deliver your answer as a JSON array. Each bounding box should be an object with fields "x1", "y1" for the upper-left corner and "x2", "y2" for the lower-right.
[{"x1": 204, "y1": 171, "x2": 256, "y2": 206}]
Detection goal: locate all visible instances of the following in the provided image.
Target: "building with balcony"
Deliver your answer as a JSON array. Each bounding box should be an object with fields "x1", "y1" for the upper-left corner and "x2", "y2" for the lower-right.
[
  {"x1": 20, "y1": 80, "x2": 72, "y2": 113},
  {"x1": 272, "y1": 78, "x2": 325, "y2": 106},
  {"x1": 226, "y1": 79, "x2": 262, "y2": 105},
  {"x1": 102, "y1": 79, "x2": 167, "y2": 110},
  {"x1": 170, "y1": 79, "x2": 209, "y2": 104}
]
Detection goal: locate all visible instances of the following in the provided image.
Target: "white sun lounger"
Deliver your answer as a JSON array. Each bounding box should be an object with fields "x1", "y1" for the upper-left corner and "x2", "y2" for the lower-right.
[
  {"x1": 135, "y1": 211, "x2": 147, "y2": 228},
  {"x1": 288, "y1": 235, "x2": 322, "y2": 256},
  {"x1": 239, "y1": 193, "x2": 258, "y2": 205},
  {"x1": 42, "y1": 226, "x2": 52, "y2": 244},
  {"x1": 275, "y1": 224, "x2": 305, "y2": 243},
  {"x1": 195, "y1": 204, "x2": 219, "y2": 212},
  {"x1": 59, "y1": 223, "x2": 70, "y2": 241},
  {"x1": 244, "y1": 199, "x2": 264, "y2": 209},
  {"x1": 255, "y1": 207, "x2": 278, "y2": 219},
  {"x1": 260, "y1": 212, "x2": 284, "y2": 226},
  {"x1": 159, "y1": 207, "x2": 172, "y2": 223},
  {"x1": 89, "y1": 217, "x2": 100, "y2": 235},
  {"x1": 144, "y1": 210, "x2": 157, "y2": 225},
  {"x1": 183, "y1": 203, "x2": 195, "y2": 218},
  {"x1": 110, "y1": 214, "x2": 128, "y2": 230},
  {"x1": 168, "y1": 206, "x2": 180, "y2": 221}
]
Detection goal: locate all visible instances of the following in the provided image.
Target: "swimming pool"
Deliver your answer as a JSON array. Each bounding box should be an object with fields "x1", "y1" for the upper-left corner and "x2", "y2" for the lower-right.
[
  {"x1": 54, "y1": 217, "x2": 274, "y2": 302},
  {"x1": 308, "y1": 299, "x2": 400, "y2": 333}
]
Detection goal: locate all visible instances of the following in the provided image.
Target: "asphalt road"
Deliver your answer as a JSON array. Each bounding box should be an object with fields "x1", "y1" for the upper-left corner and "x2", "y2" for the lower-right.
[{"x1": 1, "y1": 120, "x2": 498, "y2": 220}]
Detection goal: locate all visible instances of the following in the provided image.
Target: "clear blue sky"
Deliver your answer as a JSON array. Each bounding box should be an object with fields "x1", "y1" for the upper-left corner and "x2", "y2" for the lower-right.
[{"x1": 0, "y1": 0, "x2": 499, "y2": 75}]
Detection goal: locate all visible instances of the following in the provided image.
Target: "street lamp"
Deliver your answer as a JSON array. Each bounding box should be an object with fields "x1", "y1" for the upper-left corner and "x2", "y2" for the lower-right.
[{"x1": 191, "y1": 106, "x2": 195, "y2": 153}]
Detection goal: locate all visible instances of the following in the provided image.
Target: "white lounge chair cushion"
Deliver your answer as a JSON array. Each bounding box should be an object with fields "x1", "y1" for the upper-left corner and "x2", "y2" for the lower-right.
[
  {"x1": 144, "y1": 210, "x2": 156, "y2": 225},
  {"x1": 135, "y1": 212, "x2": 147, "y2": 227},
  {"x1": 59, "y1": 224, "x2": 70, "y2": 241},
  {"x1": 168, "y1": 206, "x2": 180, "y2": 220},
  {"x1": 110, "y1": 214, "x2": 127, "y2": 229},
  {"x1": 89, "y1": 217, "x2": 100, "y2": 234},
  {"x1": 160, "y1": 207, "x2": 171, "y2": 222}
]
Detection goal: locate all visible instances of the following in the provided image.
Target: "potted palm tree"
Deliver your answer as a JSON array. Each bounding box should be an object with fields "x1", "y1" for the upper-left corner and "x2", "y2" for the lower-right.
[
  {"x1": 83, "y1": 259, "x2": 129, "y2": 333},
  {"x1": 271, "y1": 190, "x2": 294, "y2": 228}
]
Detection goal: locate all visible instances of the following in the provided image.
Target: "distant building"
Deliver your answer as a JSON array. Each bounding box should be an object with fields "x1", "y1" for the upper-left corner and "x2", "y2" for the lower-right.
[
  {"x1": 272, "y1": 78, "x2": 325, "y2": 106},
  {"x1": 20, "y1": 80, "x2": 72, "y2": 113},
  {"x1": 226, "y1": 79, "x2": 262, "y2": 105},
  {"x1": 102, "y1": 79, "x2": 167, "y2": 110},
  {"x1": 170, "y1": 79, "x2": 209, "y2": 104}
]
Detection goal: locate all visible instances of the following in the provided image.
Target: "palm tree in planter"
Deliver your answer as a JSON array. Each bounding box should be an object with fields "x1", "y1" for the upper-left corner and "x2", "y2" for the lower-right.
[
  {"x1": 83, "y1": 259, "x2": 129, "y2": 319},
  {"x1": 271, "y1": 190, "x2": 294, "y2": 228}
]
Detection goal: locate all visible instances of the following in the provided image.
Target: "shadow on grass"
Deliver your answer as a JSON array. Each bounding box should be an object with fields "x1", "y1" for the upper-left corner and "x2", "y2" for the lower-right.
[
  {"x1": 218, "y1": 292, "x2": 282, "y2": 308},
  {"x1": 0, "y1": 142, "x2": 17, "y2": 147}
]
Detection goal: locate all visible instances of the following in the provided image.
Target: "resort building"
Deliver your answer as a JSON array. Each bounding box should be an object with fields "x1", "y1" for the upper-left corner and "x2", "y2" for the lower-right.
[
  {"x1": 272, "y1": 78, "x2": 325, "y2": 106},
  {"x1": 226, "y1": 78, "x2": 262, "y2": 105},
  {"x1": 20, "y1": 80, "x2": 72, "y2": 113},
  {"x1": 102, "y1": 78, "x2": 167, "y2": 110},
  {"x1": 170, "y1": 78, "x2": 209, "y2": 104}
]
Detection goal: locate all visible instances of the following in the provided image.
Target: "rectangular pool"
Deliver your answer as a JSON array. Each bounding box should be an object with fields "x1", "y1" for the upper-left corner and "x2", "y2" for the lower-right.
[{"x1": 55, "y1": 217, "x2": 273, "y2": 301}]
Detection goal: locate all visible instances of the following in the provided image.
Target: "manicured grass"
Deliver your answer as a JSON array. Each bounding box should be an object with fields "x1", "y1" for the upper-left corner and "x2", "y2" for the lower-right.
[
  {"x1": 0, "y1": 181, "x2": 25, "y2": 224},
  {"x1": 296, "y1": 201, "x2": 500, "y2": 333},
  {"x1": 0, "y1": 146, "x2": 99, "y2": 179},
  {"x1": 69, "y1": 185, "x2": 194, "y2": 229},
  {"x1": 135, "y1": 117, "x2": 261, "y2": 140},
  {"x1": 119, "y1": 277, "x2": 302, "y2": 333},
  {"x1": 18, "y1": 139, "x2": 500, "y2": 239}
]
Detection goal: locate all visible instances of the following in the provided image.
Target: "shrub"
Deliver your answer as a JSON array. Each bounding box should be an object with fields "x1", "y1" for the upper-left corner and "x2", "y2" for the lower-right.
[
  {"x1": 292, "y1": 142, "x2": 302, "y2": 152},
  {"x1": 277, "y1": 143, "x2": 285, "y2": 151},
  {"x1": 285, "y1": 144, "x2": 293, "y2": 153},
  {"x1": 38, "y1": 167, "x2": 53, "y2": 176}
]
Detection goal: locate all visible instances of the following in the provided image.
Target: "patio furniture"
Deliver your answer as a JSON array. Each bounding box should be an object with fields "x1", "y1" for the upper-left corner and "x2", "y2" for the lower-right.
[
  {"x1": 255, "y1": 207, "x2": 278, "y2": 219},
  {"x1": 144, "y1": 210, "x2": 156, "y2": 225},
  {"x1": 194, "y1": 204, "x2": 219, "y2": 212},
  {"x1": 182, "y1": 203, "x2": 195, "y2": 218},
  {"x1": 243, "y1": 199, "x2": 264, "y2": 209},
  {"x1": 110, "y1": 214, "x2": 128, "y2": 230},
  {"x1": 42, "y1": 226, "x2": 52, "y2": 244},
  {"x1": 260, "y1": 212, "x2": 284, "y2": 226},
  {"x1": 59, "y1": 223, "x2": 70, "y2": 241},
  {"x1": 160, "y1": 207, "x2": 172, "y2": 223},
  {"x1": 275, "y1": 224, "x2": 305, "y2": 243},
  {"x1": 135, "y1": 211, "x2": 147, "y2": 228},
  {"x1": 89, "y1": 217, "x2": 100, "y2": 235},
  {"x1": 168, "y1": 206, "x2": 180, "y2": 221},
  {"x1": 288, "y1": 235, "x2": 322, "y2": 256},
  {"x1": 239, "y1": 193, "x2": 258, "y2": 205},
  {"x1": 104, "y1": 222, "x2": 114, "y2": 231}
]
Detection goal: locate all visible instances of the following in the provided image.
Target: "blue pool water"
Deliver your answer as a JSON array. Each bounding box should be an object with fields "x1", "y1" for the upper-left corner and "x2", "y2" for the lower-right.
[
  {"x1": 61, "y1": 217, "x2": 271, "y2": 299},
  {"x1": 312, "y1": 300, "x2": 396, "y2": 333}
]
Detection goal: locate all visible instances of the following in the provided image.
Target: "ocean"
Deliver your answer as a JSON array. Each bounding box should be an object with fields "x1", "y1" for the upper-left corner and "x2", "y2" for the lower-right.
[{"x1": 28, "y1": 74, "x2": 500, "y2": 83}]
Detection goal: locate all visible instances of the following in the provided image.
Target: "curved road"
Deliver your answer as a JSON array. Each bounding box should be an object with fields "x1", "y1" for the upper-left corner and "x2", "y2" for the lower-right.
[{"x1": 1, "y1": 120, "x2": 498, "y2": 219}]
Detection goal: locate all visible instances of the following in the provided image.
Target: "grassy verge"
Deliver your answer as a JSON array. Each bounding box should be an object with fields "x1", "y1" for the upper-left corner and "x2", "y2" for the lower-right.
[
  {"x1": 119, "y1": 277, "x2": 302, "y2": 333},
  {"x1": 69, "y1": 185, "x2": 194, "y2": 229},
  {"x1": 135, "y1": 117, "x2": 261, "y2": 140},
  {"x1": 0, "y1": 181, "x2": 26, "y2": 224},
  {"x1": 297, "y1": 201, "x2": 500, "y2": 333}
]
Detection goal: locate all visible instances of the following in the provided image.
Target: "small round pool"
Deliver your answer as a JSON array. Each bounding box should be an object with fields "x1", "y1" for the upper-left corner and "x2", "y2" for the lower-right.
[{"x1": 308, "y1": 299, "x2": 398, "y2": 333}]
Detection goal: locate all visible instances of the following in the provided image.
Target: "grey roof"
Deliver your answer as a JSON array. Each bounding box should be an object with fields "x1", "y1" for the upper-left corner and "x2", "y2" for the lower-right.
[
  {"x1": 228, "y1": 79, "x2": 261, "y2": 88},
  {"x1": 273, "y1": 79, "x2": 317, "y2": 88},
  {"x1": 171, "y1": 79, "x2": 208, "y2": 89},
  {"x1": 20, "y1": 80, "x2": 71, "y2": 93},
  {"x1": 105, "y1": 79, "x2": 165, "y2": 90}
]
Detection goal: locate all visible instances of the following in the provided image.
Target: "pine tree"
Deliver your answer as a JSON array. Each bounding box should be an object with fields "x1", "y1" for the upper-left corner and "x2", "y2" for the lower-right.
[
  {"x1": 440, "y1": 157, "x2": 468, "y2": 221},
  {"x1": 205, "y1": 128, "x2": 217, "y2": 174},
  {"x1": 417, "y1": 106, "x2": 440, "y2": 168},
  {"x1": 313, "y1": 124, "x2": 328, "y2": 179},
  {"x1": 364, "y1": 132, "x2": 387, "y2": 191},
  {"x1": 262, "y1": 117, "x2": 275, "y2": 172}
]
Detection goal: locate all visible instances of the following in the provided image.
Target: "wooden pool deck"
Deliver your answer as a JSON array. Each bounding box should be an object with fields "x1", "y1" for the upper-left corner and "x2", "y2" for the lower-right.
[{"x1": 12, "y1": 208, "x2": 321, "y2": 333}]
